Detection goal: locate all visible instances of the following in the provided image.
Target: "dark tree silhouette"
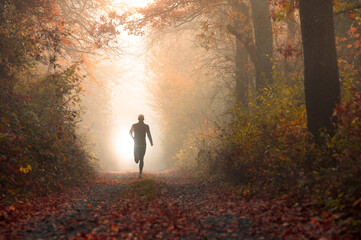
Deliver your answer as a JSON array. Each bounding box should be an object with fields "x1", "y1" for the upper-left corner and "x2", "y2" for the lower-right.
[{"x1": 299, "y1": 0, "x2": 340, "y2": 141}]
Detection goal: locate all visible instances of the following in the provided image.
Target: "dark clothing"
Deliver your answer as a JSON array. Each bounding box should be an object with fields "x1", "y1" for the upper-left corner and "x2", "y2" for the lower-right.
[
  {"x1": 134, "y1": 145, "x2": 146, "y2": 163},
  {"x1": 134, "y1": 145, "x2": 146, "y2": 173},
  {"x1": 130, "y1": 122, "x2": 153, "y2": 147},
  {"x1": 129, "y1": 121, "x2": 153, "y2": 174}
]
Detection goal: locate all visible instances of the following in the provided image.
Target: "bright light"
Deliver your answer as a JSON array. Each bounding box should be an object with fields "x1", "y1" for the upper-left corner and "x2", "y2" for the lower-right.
[
  {"x1": 113, "y1": 129, "x2": 134, "y2": 161},
  {"x1": 130, "y1": 0, "x2": 153, "y2": 7},
  {"x1": 113, "y1": 0, "x2": 154, "y2": 8}
]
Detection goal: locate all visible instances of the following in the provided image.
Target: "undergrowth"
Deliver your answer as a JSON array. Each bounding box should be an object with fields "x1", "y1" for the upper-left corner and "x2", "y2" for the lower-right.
[{"x1": 175, "y1": 73, "x2": 361, "y2": 233}]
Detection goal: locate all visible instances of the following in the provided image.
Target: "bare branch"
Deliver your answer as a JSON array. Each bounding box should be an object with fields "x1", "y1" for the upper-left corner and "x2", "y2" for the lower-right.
[{"x1": 334, "y1": 5, "x2": 361, "y2": 15}]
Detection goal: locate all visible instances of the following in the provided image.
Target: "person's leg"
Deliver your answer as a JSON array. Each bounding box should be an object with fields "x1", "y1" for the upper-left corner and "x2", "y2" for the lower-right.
[
  {"x1": 138, "y1": 146, "x2": 146, "y2": 177},
  {"x1": 139, "y1": 157, "x2": 144, "y2": 174},
  {"x1": 134, "y1": 146, "x2": 139, "y2": 163}
]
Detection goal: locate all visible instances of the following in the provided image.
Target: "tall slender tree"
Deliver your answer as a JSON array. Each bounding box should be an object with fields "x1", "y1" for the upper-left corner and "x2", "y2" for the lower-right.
[
  {"x1": 299, "y1": 0, "x2": 340, "y2": 141},
  {"x1": 250, "y1": 0, "x2": 274, "y2": 91}
]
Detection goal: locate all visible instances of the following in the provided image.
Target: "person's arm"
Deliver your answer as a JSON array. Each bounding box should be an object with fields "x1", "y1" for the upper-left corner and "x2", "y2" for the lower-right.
[
  {"x1": 129, "y1": 125, "x2": 134, "y2": 140},
  {"x1": 147, "y1": 125, "x2": 153, "y2": 146}
]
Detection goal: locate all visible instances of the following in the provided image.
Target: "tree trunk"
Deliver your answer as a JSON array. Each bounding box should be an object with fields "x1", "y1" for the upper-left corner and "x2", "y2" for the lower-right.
[
  {"x1": 235, "y1": 39, "x2": 249, "y2": 107},
  {"x1": 299, "y1": 0, "x2": 340, "y2": 141},
  {"x1": 250, "y1": 0, "x2": 274, "y2": 91}
]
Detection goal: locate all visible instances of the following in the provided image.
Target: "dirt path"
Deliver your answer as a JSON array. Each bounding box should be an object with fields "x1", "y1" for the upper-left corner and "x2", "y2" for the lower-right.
[
  {"x1": 3, "y1": 172, "x2": 261, "y2": 239},
  {"x1": 1, "y1": 171, "x2": 351, "y2": 239}
]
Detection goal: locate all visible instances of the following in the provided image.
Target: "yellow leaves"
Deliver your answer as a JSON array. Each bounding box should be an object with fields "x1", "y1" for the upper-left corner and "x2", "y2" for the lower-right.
[
  {"x1": 7, "y1": 189, "x2": 16, "y2": 195},
  {"x1": 312, "y1": 171, "x2": 319, "y2": 176},
  {"x1": 19, "y1": 164, "x2": 32, "y2": 174}
]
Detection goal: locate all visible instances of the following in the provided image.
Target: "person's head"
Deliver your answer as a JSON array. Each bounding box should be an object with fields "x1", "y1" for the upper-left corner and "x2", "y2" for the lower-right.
[{"x1": 138, "y1": 114, "x2": 145, "y2": 122}]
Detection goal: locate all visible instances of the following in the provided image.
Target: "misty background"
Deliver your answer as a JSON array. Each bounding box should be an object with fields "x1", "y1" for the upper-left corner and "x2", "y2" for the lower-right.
[
  {"x1": 2, "y1": 0, "x2": 361, "y2": 234},
  {"x1": 80, "y1": 29, "x2": 164, "y2": 172},
  {"x1": 79, "y1": 0, "x2": 230, "y2": 173}
]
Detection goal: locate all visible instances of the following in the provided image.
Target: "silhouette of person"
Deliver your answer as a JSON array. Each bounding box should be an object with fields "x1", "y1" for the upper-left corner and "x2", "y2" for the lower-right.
[{"x1": 129, "y1": 114, "x2": 153, "y2": 178}]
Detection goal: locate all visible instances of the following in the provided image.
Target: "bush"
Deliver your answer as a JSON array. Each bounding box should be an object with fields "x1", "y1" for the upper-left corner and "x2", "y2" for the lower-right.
[
  {"x1": 175, "y1": 75, "x2": 361, "y2": 231},
  {"x1": 319, "y1": 90, "x2": 361, "y2": 230},
  {"x1": 0, "y1": 65, "x2": 96, "y2": 202}
]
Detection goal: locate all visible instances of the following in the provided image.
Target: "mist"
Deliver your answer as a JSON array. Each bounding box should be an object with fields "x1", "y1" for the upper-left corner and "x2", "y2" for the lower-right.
[
  {"x1": 2, "y1": 0, "x2": 361, "y2": 237},
  {"x1": 80, "y1": 31, "x2": 164, "y2": 172}
]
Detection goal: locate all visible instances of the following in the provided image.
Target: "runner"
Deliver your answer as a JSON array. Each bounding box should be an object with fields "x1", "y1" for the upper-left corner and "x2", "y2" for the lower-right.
[{"x1": 129, "y1": 114, "x2": 153, "y2": 178}]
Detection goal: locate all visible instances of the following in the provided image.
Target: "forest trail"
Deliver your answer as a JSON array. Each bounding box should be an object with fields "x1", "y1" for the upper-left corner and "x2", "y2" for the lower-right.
[{"x1": 1, "y1": 171, "x2": 348, "y2": 240}]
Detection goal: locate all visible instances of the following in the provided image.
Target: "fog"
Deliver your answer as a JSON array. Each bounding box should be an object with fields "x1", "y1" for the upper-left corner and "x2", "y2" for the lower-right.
[
  {"x1": 109, "y1": 42, "x2": 163, "y2": 171},
  {"x1": 80, "y1": 28, "x2": 164, "y2": 172},
  {"x1": 2, "y1": 0, "x2": 360, "y2": 233},
  {"x1": 76, "y1": 0, "x2": 346, "y2": 174}
]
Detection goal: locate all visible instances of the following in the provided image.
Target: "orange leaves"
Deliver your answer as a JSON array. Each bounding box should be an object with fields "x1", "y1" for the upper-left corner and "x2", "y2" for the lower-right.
[
  {"x1": 280, "y1": 194, "x2": 289, "y2": 200},
  {"x1": 353, "y1": 198, "x2": 361, "y2": 207},
  {"x1": 110, "y1": 223, "x2": 121, "y2": 232},
  {"x1": 350, "y1": 26, "x2": 361, "y2": 44},
  {"x1": 1, "y1": 171, "x2": 357, "y2": 239},
  {"x1": 321, "y1": 211, "x2": 332, "y2": 219},
  {"x1": 348, "y1": 11, "x2": 356, "y2": 20},
  {"x1": 350, "y1": 27, "x2": 358, "y2": 35},
  {"x1": 8, "y1": 205, "x2": 16, "y2": 211},
  {"x1": 61, "y1": 38, "x2": 71, "y2": 46}
]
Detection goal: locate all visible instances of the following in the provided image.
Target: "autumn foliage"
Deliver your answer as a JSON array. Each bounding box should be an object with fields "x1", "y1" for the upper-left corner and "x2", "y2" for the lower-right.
[
  {"x1": 129, "y1": 0, "x2": 361, "y2": 234},
  {"x1": 1, "y1": 0, "x2": 361, "y2": 238},
  {"x1": 0, "y1": 0, "x2": 119, "y2": 202}
]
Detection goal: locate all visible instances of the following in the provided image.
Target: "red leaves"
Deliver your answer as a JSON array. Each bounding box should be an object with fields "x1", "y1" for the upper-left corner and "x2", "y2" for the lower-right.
[
  {"x1": 349, "y1": 12, "x2": 356, "y2": 20},
  {"x1": 277, "y1": 44, "x2": 299, "y2": 59},
  {"x1": 238, "y1": 198, "x2": 350, "y2": 240},
  {"x1": 333, "y1": 90, "x2": 361, "y2": 138},
  {"x1": 0, "y1": 186, "x2": 83, "y2": 238},
  {"x1": 0, "y1": 172, "x2": 358, "y2": 239}
]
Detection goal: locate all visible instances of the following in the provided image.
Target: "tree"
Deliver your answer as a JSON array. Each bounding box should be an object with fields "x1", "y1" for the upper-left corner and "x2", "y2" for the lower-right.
[
  {"x1": 0, "y1": 0, "x2": 120, "y2": 199},
  {"x1": 57, "y1": 0, "x2": 121, "y2": 56},
  {"x1": 235, "y1": 39, "x2": 250, "y2": 107},
  {"x1": 227, "y1": 2, "x2": 254, "y2": 107},
  {"x1": 250, "y1": 0, "x2": 274, "y2": 90},
  {"x1": 299, "y1": 0, "x2": 340, "y2": 141},
  {"x1": 125, "y1": 0, "x2": 274, "y2": 98}
]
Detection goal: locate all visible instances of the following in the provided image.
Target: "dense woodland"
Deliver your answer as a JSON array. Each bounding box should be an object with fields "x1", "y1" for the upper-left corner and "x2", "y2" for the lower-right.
[{"x1": 1, "y1": 0, "x2": 361, "y2": 236}]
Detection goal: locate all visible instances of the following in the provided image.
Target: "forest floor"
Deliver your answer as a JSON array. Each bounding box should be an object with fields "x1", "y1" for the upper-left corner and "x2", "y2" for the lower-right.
[{"x1": 0, "y1": 170, "x2": 356, "y2": 240}]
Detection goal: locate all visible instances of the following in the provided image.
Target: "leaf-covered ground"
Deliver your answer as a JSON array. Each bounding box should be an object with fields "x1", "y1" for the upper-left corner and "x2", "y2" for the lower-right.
[{"x1": 0, "y1": 171, "x2": 357, "y2": 239}]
